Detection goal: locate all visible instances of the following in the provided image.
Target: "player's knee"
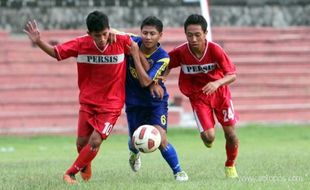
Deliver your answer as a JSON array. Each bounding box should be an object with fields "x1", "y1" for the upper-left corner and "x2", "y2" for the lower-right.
[
  {"x1": 200, "y1": 131, "x2": 215, "y2": 144},
  {"x1": 76, "y1": 142, "x2": 85, "y2": 152},
  {"x1": 201, "y1": 137, "x2": 214, "y2": 148},
  {"x1": 89, "y1": 139, "x2": 102, "y2": 149},
  {"x1": 159, "y1": 137, "x2": 168, "y2": 149},
  {"x1": 154, "y1": 125, "x2": 168, "y2": 149},
  {"x1": 225, "y1": 132, "x2": 238, "y2": 146},
  {"x1": 223, "y1": 126, "x2": 238, "y2": 145},
  {"x1": 159, "y1": 132, "x2": 168, "y2": 149},
  {"x1": 89, "y1": 133, "x2": 103, "y2": 149},
  {"x1": 76, "y1": 137, "x2": 89, "y2": 148}
]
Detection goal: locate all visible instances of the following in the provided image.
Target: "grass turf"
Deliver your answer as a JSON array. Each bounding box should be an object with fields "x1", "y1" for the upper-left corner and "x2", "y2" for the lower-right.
[{"x1": 0, "y1": 124, "x2": 309, "y2": 190}]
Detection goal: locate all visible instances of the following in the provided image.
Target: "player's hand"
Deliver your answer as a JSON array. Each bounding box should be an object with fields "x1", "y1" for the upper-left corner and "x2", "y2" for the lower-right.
[
  {"x1": 107, "y1": 30, "x2": 117, "y2": 44},
  {"x1": 154, "y1": 76, "x2": 166, "y2": 84},
  {"x1": 149, "y1": 82, "x2": 164, "y2": 100},
  {"x1": 127, "y1": 41, "x2": 139, "y2": 55},
  {"x1": 23, "y1": 20, "x2": 41, "y2": 44},
  {"x1": 202, "y1": 81, "x2": 220, "y2": 95}
]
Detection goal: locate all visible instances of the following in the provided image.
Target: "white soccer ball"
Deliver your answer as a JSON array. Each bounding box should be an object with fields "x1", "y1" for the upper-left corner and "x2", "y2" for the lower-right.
[{"x1": 132, "y1": 125, "x2": 161, "y2": 153}]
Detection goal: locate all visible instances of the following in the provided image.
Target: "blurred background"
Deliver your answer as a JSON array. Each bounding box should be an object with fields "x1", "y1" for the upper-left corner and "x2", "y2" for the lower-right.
[{"x1": 0, "y1": 0, "x2": 309, "y2": 135}]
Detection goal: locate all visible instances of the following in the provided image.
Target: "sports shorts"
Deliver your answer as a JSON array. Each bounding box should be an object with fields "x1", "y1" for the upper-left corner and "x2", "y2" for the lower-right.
[
  {"x1": 189, "y1": 86, "x2": 238, "y2": 132},
  {"x1": 125, "y1": 102, "x2": 168, "y2": 137},
  {"x1": 77, "y1": 106, "x2": 121, "y2": 139}
]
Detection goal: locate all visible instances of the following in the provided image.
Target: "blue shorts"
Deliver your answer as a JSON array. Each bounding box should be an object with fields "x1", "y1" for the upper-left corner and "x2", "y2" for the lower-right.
[{"x1": 126, "y1": 102, "x2": 168, "y2": 137}]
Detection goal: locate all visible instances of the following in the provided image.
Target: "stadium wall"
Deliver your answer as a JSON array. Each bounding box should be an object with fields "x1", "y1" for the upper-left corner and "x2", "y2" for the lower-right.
[{"x1": 0, "y1": 0, "x2": 309, "y2": 33}]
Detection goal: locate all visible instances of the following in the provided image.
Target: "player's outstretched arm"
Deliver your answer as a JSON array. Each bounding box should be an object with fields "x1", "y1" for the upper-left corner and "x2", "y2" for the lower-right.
[
  {"x1": 23, "y1": 20, "x2": 56, "y2": 58},
  {"x1": 128, "y1": 41, "x2": 153, "y2": 87}
]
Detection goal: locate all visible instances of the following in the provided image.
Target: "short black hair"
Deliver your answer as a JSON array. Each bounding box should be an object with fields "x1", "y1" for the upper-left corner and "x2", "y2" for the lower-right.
[
  {"x1": 86, "y1": 10, "x2": 109, "y2": 32},
  {"x1": 140, "y1": 16, "x2": 163, "y2": 33},
  {"x1": 184, "y1": 14, "x2": 207, "y2": 33}
]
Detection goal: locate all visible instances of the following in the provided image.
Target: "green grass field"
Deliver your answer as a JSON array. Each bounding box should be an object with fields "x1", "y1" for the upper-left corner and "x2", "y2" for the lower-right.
[{"x1": 1, "y1": 124, "x2": 309, "y2": 190}]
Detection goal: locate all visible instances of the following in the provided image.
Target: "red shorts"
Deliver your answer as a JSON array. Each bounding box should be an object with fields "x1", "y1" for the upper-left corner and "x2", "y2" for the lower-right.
[
  {"x1": 189, "y1": 86, "x2": 238, "y2": 132},
  {"x1": 77, "y1": 106, "x2": 121, "y2": 139}
]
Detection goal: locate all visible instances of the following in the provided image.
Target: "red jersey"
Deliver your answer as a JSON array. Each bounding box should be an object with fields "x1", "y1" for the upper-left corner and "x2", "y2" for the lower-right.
[
  {"x1": 54, "y1": 34, "x2": 131, "y2": 111},
  {"x1": 168, "y1": 41, "x2": 236, "y2": 97}
]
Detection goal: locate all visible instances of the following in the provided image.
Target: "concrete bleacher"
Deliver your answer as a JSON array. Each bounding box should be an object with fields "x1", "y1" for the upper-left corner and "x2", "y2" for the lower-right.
[
  {"x1": 0, "y1": 27, "x2": 309, "y2": 135},
  {"x1": 164, "y1": 27, "x2": 310, "y2": 125}
]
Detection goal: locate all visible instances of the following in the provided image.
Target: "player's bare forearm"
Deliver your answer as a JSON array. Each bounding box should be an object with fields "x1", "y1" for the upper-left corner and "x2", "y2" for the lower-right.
[
  {"x1": 129, "y1": 42, "x2": 152, "y2": 87},
  {"x1": 217, "y1": 74, "x2": 237, "y2": 86},
  {"x1": 151, "y1": 68, "x2": 170, "y2": 84},
  {"x1": 149, "y1": 82, "x2": 164, "y2": 99},
  {"x1": 24, "y1": 20, "x2": 56, "y2": 58},
  {"x1": 162, "y1": 68, "x2": 170, "y2": 77},
  {"x1": 35, "y1": 40, "x2": 56, "y2": 58},
  {"x1": 202, "y1": 74, "x2": 236, "y2": 94},
  {"x1": 139, "y1": 51, "x2": 151, "y2": 71}
]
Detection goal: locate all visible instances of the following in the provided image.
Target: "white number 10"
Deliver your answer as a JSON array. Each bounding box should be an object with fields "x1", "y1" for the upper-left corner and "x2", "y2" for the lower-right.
[{"x1": 102, "y1": 122, "x2": 113, "y2": 135}]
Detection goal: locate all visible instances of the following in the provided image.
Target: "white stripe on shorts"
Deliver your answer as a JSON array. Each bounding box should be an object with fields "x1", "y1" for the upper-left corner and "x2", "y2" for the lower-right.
[{"x1": 193, "y1": 110, "x2": 204, "y2": 132}]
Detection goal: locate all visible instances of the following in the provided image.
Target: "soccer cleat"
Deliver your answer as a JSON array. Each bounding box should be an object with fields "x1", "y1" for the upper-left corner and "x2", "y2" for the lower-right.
[
  {"x1": 80, "y1": 163, "x2": 92, "y2": 181},
  {"x1": 129, "y1": 152, "x2": 141, "y2": 172},
  {"x1": 63, "y1": 173, "x2": 78, "y2": 184},
  {"x1": 225, "y1": 166, "x2": 238, "y2": 178},
  {"x1": 174, "y1": 171, "x2": 189, "y2": 182}
]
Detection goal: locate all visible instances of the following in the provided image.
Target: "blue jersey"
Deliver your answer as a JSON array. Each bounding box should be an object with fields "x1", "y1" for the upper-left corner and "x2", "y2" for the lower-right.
[{"x1": 125, "y1": 36, "x2": 169, "y2": 107}]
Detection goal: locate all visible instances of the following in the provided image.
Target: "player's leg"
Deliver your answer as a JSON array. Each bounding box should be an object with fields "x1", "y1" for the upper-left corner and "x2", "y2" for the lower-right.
[
  {"x1": 200, "y1": 128, "x2": 215, "y2": 148},
  {"x1": 191, "y1": 97, "x2": 216, "y2": 148},
  {"x1": 222, "y1": 125, "x2": 239, "y2": 178},
  {"x1": 151, "y1": 104, "x2": 188, "y2": 181},
  {"x1": 76, "y1": 137, "x2": 89, "y2": 152},
  {"x1": 76, "y1": 111, "x2": 93, "y2": 181},
  {"x1": 77, "y1": 136, "x2": 93, "y2": 181},
  {"x1": 223, "y1": 125, "x2": 238, "y2": 168},
  {"x1": 63, "y1": 110, "x2": 92, "y2": 184},
  {"x1": 128, "y1": 134, "x2": 141, "y2": 172},
  {"x1": 64, "y1": 130, "x2": 103, "y2": 183},
  {"x1": 213, "y1": 88, "x2": 239, "y2": 178},
  {"x1": 154, "y1": 124, "x2": 188, "y2": 181},
  {"x1": 128, "y1": 148, "x2": 141, "y2": 172},
  {"x1": 63, "y1": 111, "x2": 119, "y2": 184},
  {"x1": 126, "y1": 106, "x2": 145, "y2": 172}
]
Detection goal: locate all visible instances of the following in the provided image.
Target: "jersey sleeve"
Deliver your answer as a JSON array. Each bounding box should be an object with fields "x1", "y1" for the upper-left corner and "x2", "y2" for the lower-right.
[
  {"x1": 54, "y1": 38, "x2": 79, "y2": 61},
  {"x1": 214, "y1": 44, "x2": 236, "y2": 75},
  {"x1": 168, "y1": 48, "x2": 181, "y2": 69},
  {"x1": 147, "y1": 53, "x2": 169, "y2": 81},
  {"x1": 119, "y1": 34, "x2": 132, "y2": 55},
  {"x1": 130, "y1": 35, "x2": 141, "y2": 43}
]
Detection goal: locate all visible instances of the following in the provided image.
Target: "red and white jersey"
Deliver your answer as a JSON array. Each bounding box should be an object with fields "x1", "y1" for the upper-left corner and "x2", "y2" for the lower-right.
[
  {"x1": 168, "y1": 41, "x2": 236, "y2": 97},
  {"x1": 54, "y1": 34, "x2": 131, "y2": 111}
]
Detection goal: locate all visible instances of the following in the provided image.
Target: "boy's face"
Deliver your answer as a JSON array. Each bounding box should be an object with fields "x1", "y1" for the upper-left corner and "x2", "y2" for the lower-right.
[
  {"x1": 140, "y1": 25, "x2": 162, "y2": 50},
  {"x1": 185, "y1": 24, "x2": 207, "y2": 50},
  {"x1": 88, "y1": 28, "x2": 110, "y2": 49}
]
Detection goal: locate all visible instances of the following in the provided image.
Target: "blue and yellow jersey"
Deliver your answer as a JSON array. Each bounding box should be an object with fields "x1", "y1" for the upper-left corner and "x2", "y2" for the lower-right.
[{"x1": 125, "y1": 35, "x2": 169, "y2": 107}]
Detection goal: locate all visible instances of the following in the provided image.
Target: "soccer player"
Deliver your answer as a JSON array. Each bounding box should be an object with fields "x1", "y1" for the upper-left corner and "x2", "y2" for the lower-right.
[
  {"x1": 125, "y1": 16, "x2": 188, "y2": 181},
  {"x1": 24, "y1": 11, "x2": 142, "y2": 184},
  {"x1": 166, "y1": 14, "x2": 239, "y2": 178}
]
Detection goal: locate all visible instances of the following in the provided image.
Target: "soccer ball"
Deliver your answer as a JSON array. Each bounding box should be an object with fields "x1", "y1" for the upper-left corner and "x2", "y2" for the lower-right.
[{"x1": 132, "y1": 125, "x2": 161, "y2": 153}]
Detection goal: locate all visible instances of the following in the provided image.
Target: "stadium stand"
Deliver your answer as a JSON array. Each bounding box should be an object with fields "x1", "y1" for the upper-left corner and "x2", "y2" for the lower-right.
[
  {"x1": 0, "y1": 0, "x2": 309, "y2": 134},
  {"x1": 0, "y1": 26, "x2": 309, "y2": 134}
]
